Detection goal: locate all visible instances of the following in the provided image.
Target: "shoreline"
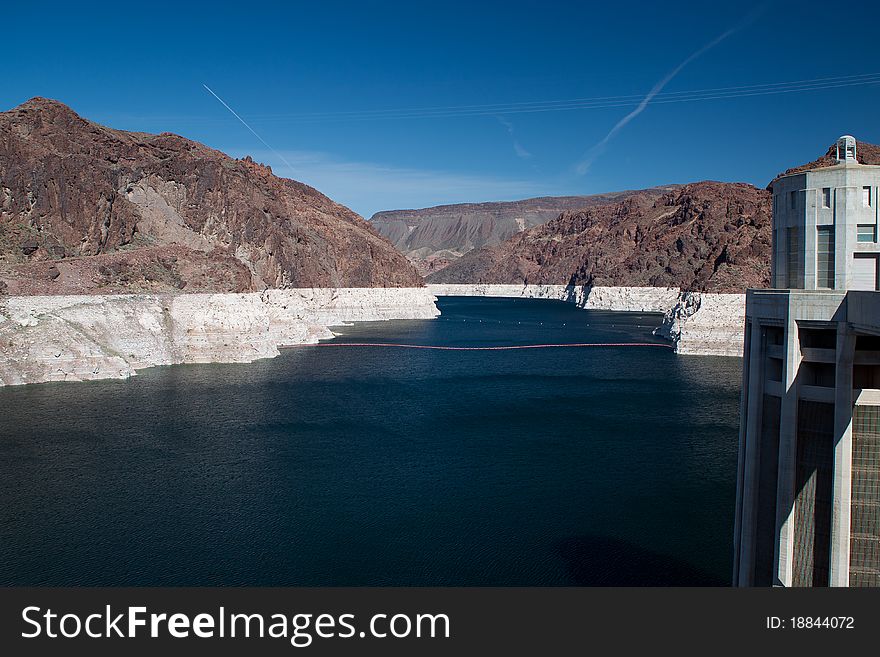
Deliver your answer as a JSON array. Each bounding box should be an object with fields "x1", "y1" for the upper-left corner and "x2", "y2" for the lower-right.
[
  {"x1": 427, "y1": 284, "x2": 745, "y2": 357},
  {"x1": 0, "y1": 284, "x2": 747, "y2": 387},
  {"x1": 0, "y1": 288, "x2": 439, "y2": 387}
]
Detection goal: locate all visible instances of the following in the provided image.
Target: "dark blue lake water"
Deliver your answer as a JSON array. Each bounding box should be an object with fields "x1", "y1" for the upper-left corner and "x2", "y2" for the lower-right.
[{"x1": 0, "y1": 296, "x2": 742, "y2": 585}]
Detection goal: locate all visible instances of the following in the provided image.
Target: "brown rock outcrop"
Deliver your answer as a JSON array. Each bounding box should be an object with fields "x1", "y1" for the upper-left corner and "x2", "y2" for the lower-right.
[
  {"x1": 370, "y1": 187, "x2": 677, "y2": 275},
  {"x1": 427, "y1": 182, "x2": 772, "y2": 293},
  {"x1": 0, "y1": 97, "x2": 422, "y2": 294}
]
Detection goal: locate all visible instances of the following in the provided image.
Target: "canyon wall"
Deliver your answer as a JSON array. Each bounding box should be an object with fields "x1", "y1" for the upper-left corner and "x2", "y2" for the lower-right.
[
  {"x1": 1, "y1": 98, "x2": 424, "y2": 294},
  {"x1": 427, "y1": 182, "x2": 771, "y2": 293},
  {"x1": 654, "y1": 292, "x2": 746, "y2": 357},
  {"x1": 0, "y1": 285, "x2": 747, "y2": 387},
  {"x1": 427, "y1": 283, "x2": 680, "y2": 313},
  {"x1": 370, "y1": 187, "x2": 675, "y2": 275},
  {"x1": 0, "y1": 288, "x2": 439, "y2": 386},
  {"x1": 427, "y1": 283, "x2": 745, "y2": 356}
]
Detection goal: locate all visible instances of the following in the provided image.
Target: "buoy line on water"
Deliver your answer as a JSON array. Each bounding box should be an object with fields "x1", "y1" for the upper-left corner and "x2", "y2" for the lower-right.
[
  {"x1": 284, "y1": 342, "x2": 673, "y2": 351},
  {"x1": 438, "y1": 318, "x2": 658, "y2": 329}
]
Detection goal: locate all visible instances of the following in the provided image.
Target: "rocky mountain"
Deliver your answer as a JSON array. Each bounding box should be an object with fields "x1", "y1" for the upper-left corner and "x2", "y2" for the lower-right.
[
  {"x1": 0, "y1": 97, "x2": 422, "y2": 295},
  {"x1": 426, "y1": 137, "x2": 880, "y2": 293},
  {"x1": 427, "y1": 182, "x2": 772, "y2": 293},
  {"x1": 370, "y1": 187, "x2": 677, "y2": 275}
]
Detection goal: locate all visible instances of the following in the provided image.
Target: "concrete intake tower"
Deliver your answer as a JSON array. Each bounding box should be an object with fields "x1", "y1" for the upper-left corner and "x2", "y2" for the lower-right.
[{"x1": 733, "y1": 136, "x2": 880, "y2": 587}]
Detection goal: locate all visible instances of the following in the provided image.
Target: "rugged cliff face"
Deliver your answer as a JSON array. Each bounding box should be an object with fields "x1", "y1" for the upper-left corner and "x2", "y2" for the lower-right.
[
  {"x1": 0, "y1": 98, "x2": 423, "y2": 294},
  {"x1": 370, "y1": 187, "x2": 676, "y2": 275},
  {"x1": 427, "y1": 182, "x2": 771, "y2": 292}
]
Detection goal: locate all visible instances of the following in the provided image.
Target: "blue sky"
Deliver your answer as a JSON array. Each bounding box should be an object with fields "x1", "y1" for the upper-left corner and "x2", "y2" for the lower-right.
[{"x1": 4, "y1": 0, "x2": 880, "y2": 217}]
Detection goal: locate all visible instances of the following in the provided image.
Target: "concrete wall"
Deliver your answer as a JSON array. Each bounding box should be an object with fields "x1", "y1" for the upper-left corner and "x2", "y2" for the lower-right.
[
  {"x1": 772, "y1": 163, "x2": 880, "y2": 290},
  {"x1": 733, "y1": 289, "x2": 880, "y2": 587}
]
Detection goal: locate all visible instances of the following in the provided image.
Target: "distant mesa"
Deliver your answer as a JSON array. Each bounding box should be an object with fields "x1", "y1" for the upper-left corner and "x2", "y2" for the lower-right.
[
  {"x1": 370, "y1": 187, "x2": 679, "y2": 276},
  {"x1": 424, "y1": 182, "x2": 773, "y2": 293},
  {"x1": 0, "y1": 97, "x2": 423, "y2": 295}
]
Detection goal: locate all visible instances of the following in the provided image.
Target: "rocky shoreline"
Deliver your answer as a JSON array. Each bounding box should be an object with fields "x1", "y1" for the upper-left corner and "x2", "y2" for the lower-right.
[
  {"x1": 0, "y1": 284, "x2": 747, "y2": 387},
  {"x1": 0, "y1": 288, "x2": 439, "y2": 386},
  {"x1": 654, "y1": 292, "x2": 746, "y2": 357},
  {"x1": 426, "y1": 283, "x2": 680, "y2": 311},
  {"x1": 427, "y1": 283, "x2": 745, "y2": 357}
]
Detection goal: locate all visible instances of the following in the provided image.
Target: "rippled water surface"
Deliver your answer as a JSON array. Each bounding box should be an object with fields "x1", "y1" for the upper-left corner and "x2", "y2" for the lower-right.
[{"x1": 0, "y1": 297, "x2": 742, "y2": 585}]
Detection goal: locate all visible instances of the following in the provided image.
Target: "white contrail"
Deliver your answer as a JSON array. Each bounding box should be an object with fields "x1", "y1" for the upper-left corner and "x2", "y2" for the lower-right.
[
  {"x1": 202, "y1": 83, "x2": 297, "y2": 173},
  {"x1": 498, "y1": 116, "x2": 532, "y2": 159},
  {"x1": 574, "y1": 8, "x2": 765, "y2": 175}
]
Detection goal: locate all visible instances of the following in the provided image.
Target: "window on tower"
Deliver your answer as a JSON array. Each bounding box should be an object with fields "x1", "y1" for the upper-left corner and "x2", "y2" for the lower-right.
[
  {"x1": 858, "y1": 224, "x2": 877, "y2": 243},
  {"x1": 816, "y1": 226, "x2": 835, "y2": 289}
]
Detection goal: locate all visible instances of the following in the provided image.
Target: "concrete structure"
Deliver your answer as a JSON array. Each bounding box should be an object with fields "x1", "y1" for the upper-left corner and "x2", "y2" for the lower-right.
[
  {"x1": 733, "y1": 137, "x2": 880, "y2": 587},
  {"x1": 770, "y1": 136, "x2": 880, "y2": 291}
]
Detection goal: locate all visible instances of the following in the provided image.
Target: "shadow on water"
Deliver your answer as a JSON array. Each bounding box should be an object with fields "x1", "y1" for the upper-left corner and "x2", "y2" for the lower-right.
[
  {"x1": 0, "y1": 297, "x2": 741, "y2": 586},
  {"x1": 558, "y1": 535, "x2": 727, "y2": 586}
]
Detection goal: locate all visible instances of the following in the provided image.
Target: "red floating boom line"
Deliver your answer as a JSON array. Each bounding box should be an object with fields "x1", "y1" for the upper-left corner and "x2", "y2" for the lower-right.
[{"x1": 285, "y1": 342, "x2": 673, "y2": 351}]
